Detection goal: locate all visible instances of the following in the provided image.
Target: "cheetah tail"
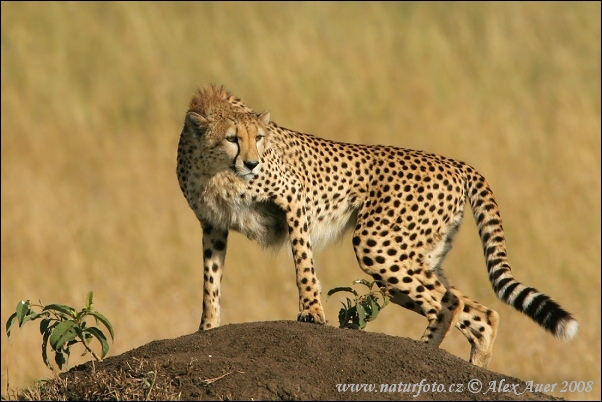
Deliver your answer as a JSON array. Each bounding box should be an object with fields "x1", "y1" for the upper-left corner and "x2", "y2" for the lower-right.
[{"x1": 465, "y1": 168, "x2": 578, "y2": 341}]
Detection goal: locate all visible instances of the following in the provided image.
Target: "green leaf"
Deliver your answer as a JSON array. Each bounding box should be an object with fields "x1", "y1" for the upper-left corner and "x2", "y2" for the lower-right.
[
  {"x1": 338, "y1": 304, "x2": 356, "y2": 329},
  {"x1": 6, "y1": 312, "x2": 17, "y2": 338},
  {"x1": 43, "y1": 320, "x2": 60, "y2": 335},
  {"x1": 346, "y1": 297, "x2": 354, "y2": 309},
  {"x1": 362, "y1": 294, "x2": 374, "y2": 309},
  {"x1": 356, "y1": 302, "x2": 367, "y2": 329},
  {"x1": 85, "y1": 291, "x2": 93, "y2": 311},
  {"x1": 330, "y1": 279, "x2": 392, "y2": 329},
  {"x1": 88, "y1": 311, "x2": 114, "y2": 340},
  {"x1": 49, "y1": 321, "x2": 77, "y2": 351},
  {"x1": 42, "y1": 330, "x2": 53, "y2": 371},
  {"x1": 347, "y1": 305, "x2": 359, "y2": 329},
  {"x1": 20, "y1": 311, "x2": 46, "y2": 327},
  {"x1": 16, "y1": 300, "x2": 31, "y2": 327},
  {"x1": 353, "y1": 278, "x2": 373, "y2": 289},
  {"x1": 367, "y1": 295, "x2": 381, "y2": 322},
  {"x1": 381, "y1": 292, "x2": 390, "y2": 308},
  {"x1": 326, "y1": 287, "x2": 358, "y2": 299},
  {"x1": 43, "y1": 304, "x2": 76, "y2": 318},
  {"x1": 337, "y1": 307, "x2": 347, "y2": 328},
  {"x1": 54, "y1": 350, "x2": 67, "y2": 370},
  {"x1": 84, "y1": 326, "x2": 110, "y2": 359},
  {"x1": 347, "y1": 308, "x2": 359, "y2": 329},
  {"x1": 55, "y1": 329, "x2": 78, "y2": 352}
]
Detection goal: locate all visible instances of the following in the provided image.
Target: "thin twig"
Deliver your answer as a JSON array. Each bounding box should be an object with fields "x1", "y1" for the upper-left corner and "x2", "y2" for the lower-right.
[
  {"x1": 201, "y1": 370, "x2": 245, "y2": 385},
  {"x1": 5, "y1": 367, "x2": 9, "y2": 401},
  {"x1": 144, "y1": 364, "x2": 158, "y2": 401}
]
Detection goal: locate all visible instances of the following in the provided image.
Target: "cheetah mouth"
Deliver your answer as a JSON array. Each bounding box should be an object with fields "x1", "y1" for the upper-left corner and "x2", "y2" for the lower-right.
[
  {"x1": 239, "y1": 172, "x2": 258, "y2": 181},
  {"x1": 230, "y1": 168, "x2": 257, "y2": 180},
  {"x1": 230, "y1": 166, "x2": 258, "y2": 181}
]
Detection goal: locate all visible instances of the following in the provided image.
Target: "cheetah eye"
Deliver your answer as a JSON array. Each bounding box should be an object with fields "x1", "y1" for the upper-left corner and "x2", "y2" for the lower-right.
[
  {"x1": 255, "y1": 135, "x2": 264, "y2": 142},
  {"x1": 225, "y1": 136, "x2": 238, "y2": 143}
]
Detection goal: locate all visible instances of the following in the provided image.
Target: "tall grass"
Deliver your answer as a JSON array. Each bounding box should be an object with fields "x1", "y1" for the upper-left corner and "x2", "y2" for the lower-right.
[{"x1": 1, "y1": 2, "x2": 600, "y2": 400}]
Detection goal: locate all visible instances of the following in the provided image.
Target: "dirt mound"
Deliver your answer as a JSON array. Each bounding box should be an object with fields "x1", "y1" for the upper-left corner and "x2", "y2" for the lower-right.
[{"x1": 53, "y1": 321, "x2": 561, "y2": 401}]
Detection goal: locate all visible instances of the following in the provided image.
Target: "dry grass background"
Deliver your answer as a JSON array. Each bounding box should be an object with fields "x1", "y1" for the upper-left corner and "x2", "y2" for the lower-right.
[{"x1": 1, "y1": 2, "x2": 599, "y2": 400}]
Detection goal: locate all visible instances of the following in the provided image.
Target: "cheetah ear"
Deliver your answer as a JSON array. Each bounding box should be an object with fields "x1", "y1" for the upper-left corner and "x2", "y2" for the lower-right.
[
  {"x1": 258, "y1": 110, "x2": 270, "y2": 125},
  {"x1": 185, "y1": 112, "x2": 211, "y2": 133}
]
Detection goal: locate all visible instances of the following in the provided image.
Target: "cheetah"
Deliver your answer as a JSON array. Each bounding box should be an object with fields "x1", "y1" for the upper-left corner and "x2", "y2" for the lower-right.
[{"x1": 176, "y1": 84, "x2": 578, "y2": 368}]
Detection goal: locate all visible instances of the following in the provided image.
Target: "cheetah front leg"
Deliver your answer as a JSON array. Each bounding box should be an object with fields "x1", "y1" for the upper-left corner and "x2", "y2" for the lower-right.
[
  {"x1": 286, "y1": 207, "x2": 325, "y2": 324},
  {"x1": 198, "y1": 223, "x2": 228, "y2": 331}
]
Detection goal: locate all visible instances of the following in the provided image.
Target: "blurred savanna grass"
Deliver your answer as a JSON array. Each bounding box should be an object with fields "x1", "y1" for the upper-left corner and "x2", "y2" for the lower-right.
[{"x1": 1, "y1": 2, "x2": 600, "y2": 400}]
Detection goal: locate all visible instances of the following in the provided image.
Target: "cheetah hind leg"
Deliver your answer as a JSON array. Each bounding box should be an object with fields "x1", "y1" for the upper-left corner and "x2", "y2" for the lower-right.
[
  {"x1": 387, "y1": 285, "x2": 464, "y2": 348},
  {"x1": 450, "y1": 287, "x2": 500, "y2": 368}
]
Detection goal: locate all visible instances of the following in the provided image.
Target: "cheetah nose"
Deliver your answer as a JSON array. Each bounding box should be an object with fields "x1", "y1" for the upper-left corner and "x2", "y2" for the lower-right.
[{"x1": 244, "y1": 160, "x2": 259, "y2": 170}]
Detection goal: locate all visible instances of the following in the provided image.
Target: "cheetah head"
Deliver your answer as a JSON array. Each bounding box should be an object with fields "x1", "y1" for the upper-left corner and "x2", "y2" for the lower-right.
[{"x1": 182, "y1": 110, "x2": 271, "y2": 180}]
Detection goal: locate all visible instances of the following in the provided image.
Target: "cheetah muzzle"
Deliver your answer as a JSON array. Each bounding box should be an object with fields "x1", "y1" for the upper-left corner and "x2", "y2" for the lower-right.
[{"x1": 176, "y1": 84, "x2": 578, "y2": 368}]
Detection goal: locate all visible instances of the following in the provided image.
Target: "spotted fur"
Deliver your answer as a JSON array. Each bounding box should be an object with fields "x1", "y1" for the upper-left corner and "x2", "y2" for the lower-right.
[{"x1": 176, "y1": 84, "x2": 578, "y2": 367}]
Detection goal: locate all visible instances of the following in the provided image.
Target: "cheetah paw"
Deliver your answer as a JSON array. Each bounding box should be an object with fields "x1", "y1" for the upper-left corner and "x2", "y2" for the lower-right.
[
  {"x1": 198, "y1": 319, "x2": 219, "y2": 331},
  {"x1": 297, "y1": 308, "x2": 326, "y2": 324}
]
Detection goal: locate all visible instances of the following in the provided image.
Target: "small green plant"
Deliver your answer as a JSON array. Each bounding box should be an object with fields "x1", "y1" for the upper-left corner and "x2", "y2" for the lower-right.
[
  {"x1": 5, "y1": 291, "x2": 114, "y2": 372},
  {"x1": 326, "y1": 279, "x2": 390, "y2": 330}
]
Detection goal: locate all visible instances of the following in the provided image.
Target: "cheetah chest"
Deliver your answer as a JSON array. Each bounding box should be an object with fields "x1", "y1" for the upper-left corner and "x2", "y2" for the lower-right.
[{"x1": 191, "y1": 177, "x2": 288, "y2": 248}]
